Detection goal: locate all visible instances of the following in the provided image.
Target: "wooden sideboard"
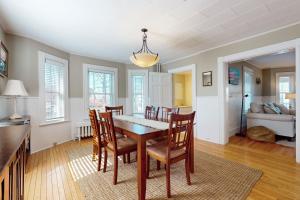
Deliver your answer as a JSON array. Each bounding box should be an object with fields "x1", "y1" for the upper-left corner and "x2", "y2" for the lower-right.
[{"x1": 0, "y1": 124, "x2": 30, "y2": 200}]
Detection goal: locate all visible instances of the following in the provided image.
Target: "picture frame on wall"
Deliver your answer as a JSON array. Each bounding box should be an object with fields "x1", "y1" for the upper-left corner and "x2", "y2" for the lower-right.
[
  {"x1": 0, "y1": 41, "x2": 8, "y2": 77},
  {"x1": 202, "y1": 71, "x2": 212, "y2": 86}
]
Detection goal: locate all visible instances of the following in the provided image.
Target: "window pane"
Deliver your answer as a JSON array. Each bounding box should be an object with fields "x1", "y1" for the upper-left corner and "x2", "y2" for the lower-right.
[
  {"x1": 44, "y1": 61, "x2": 65, "y2": 120},
  {"x1": 132, "y1": 75, "x2": 144, "y2": 113},
  {"x1": 88, "y1": 70, "x2": 114, "y2": 109}
]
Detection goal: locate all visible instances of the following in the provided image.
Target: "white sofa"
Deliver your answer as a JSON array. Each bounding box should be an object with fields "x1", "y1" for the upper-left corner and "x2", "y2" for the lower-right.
[{"x1": 247, "y1": 112, "x2": 295, "y2": 138}]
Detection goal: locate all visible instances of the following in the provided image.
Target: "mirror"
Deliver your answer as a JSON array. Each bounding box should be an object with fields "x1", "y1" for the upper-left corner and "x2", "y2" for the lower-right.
[{"x1": 202, "y1": 71, "x2": 212, "y2": 86}]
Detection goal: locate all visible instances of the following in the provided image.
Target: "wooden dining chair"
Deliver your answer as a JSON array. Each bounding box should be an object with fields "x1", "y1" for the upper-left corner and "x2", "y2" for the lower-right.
[
  {"x1": 89, "y1": 109, "x2": 104, "y2": 171},
  {"x1": 161, "y1": 107, "x2": 180, "y2": 122},
  {"x1": 99, "y1": 112, "x2": 137, "y2": 185},
  {"x1": 146, "y1": 112, "x2": 196, "y2": 198},
  {"x1": 105, "y1": 105, "x2": 123, "y2": 116},
  {"x1": 145, "y1": 105, "x2": 160, "y2": 120}
]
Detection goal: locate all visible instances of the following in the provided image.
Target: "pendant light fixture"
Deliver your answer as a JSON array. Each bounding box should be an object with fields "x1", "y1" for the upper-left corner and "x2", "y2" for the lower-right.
[{"x1": 130, "y1": 28, "x2": 159, "y2": 68}]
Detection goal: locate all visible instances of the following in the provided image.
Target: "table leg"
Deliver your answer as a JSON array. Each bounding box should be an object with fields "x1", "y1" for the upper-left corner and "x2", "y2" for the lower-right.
[
  {"x1": 190, "y1": 127, "x2": 195, "y2": 173},
  {"x1": 137, "y1": 138, "x2": 147, "y2": 200}
]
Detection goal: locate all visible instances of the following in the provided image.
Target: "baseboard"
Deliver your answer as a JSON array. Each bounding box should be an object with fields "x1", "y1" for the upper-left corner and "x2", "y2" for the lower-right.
[{"x1": 30, "y1": 138, "x2": 74, "y2": 154}]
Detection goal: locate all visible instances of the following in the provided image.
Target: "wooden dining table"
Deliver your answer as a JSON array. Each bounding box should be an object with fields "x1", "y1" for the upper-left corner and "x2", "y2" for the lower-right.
[{"x1": 113, "y1": 116, "x2": 194, "y2": 200}]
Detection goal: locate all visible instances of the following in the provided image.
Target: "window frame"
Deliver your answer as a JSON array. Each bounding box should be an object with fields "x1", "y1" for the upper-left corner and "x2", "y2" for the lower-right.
[
  {"x1": 38, "y1": 51, "x2": 69, "y2": 126},
  {"x1": 127, "y1": 69, "x2": 148, "y2": 114},
  {"x1": 276, "y1": 72, "x2": 295, "y2": 107},
  {"x1": 83, "y1": 64, "x2": 118, "y2": 117}
]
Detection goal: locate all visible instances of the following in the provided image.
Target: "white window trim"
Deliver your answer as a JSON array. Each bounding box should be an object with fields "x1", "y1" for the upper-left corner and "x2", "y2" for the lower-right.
[
  {"x1": 275, "y1": 72, "x2": 295, "y2": 105},
  {"x1": 127, "y1": 69, "x2": 149, "y2": 115},
  {"x1": 83, "y1": 64, "x2": 118, "y2": 117},
  {"x1": 38, "y1": 51, "x2": 69, "y2": 126}
]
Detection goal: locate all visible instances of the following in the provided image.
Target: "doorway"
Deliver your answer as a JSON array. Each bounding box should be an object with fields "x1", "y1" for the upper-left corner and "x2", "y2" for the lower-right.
[{"x1": 218, "y1": 39, "x2": 300, "y2": 163}]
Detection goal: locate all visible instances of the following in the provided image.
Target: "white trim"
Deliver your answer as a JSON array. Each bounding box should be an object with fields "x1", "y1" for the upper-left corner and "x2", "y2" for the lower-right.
[
  {"x1": 217, "y1": 38, "x2": 300, "y2": 163},
  {"x1": 38, "y1": 51, "x2": 69, "y2": 126},
  {"x1": 275, "y1": 72, "x2": 295, "y2": 105},
  {"x1": 163, "y1": 21, "x2": 300, "y2": 65},
  {"x1": 168, "y1": 64, "x2": 197, "y2": 127},
  {"x1": 82, "y1": 63, "x2": 118, "y2": 117},
  {"x1": 127, "y1": 69, "x2": 149, "y2": 115}
]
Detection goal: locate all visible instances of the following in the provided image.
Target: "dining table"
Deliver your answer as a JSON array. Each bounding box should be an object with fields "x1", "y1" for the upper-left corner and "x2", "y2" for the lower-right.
[{"x1": 113, "y1": 115, "x2": 195, "y2": 200}]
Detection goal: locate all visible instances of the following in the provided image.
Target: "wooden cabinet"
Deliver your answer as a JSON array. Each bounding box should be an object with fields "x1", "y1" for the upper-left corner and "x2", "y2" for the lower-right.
[{"x1": 0, "y1": 125, "x2": 30, "y2": 200}]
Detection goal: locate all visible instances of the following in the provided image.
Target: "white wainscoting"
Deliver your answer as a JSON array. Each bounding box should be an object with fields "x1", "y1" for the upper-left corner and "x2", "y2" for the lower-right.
[{"x1": 196, "y1": 96, "x2": 220, "y2": 144}]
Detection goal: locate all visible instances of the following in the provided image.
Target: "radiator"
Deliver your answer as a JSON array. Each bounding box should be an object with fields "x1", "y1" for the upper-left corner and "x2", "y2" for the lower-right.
[{"x1": 76, "y1": 120, "x2": 93, "y2": 140}]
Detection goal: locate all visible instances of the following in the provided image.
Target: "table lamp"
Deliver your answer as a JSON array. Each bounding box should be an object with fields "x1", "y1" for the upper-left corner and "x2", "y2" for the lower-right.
[
  {"x1": 2, "y1": 80, "x2": 28, "y2": 119},
  {"x1": 285, "y1": 92, "x2": 296, "y2": 109}
]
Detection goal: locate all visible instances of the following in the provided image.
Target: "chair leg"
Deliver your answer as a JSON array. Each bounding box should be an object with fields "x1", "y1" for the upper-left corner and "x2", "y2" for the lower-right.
[
  {"x1": 123, "y1": 154, "x2": 126, "y2": 163},
  {"x1": 166, "y1": 164, "x2": 171, "y2": 198},
  {"x1": 92, "y1": 145, "x2": 97, "y2": 161},
  {"x1": 185, "y1": 157, "x2": 191, "y2": 185},
  {"x1": 146, "y1": 155, "x2": 150, "y2": 178},
  {"x1": 156, "y1": 160, "x2": 161, "y2": 170},
  {"x1": 103, "y1": 149, "x2": 107, "y2": 173},
  {"x1": 127, "y1": 153, "x2": 131, "y2": 164},
  {"x1": 97, "y1": 146, "x2": 102, "y2": 171},
  {"x1": 113, "y1": 153, "x2": 118, "y2": 185}
]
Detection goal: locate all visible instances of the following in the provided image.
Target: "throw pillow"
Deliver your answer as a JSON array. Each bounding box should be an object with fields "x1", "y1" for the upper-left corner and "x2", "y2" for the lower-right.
[
  {"x1": 263, "y1": 103, "x2": 281, "y2": 114},
  {"x1": 290, "y1": 109, "x2": 296, "y2": 115},
  {"x1": 273, "y1": 103, "x2": 290, "y2": 115},
  {"x1": 250, "y1": 103, "x2": 264, "y2": 113},
  {"x1": 263, "y1": 106, "x2": 276, "y2": 114}
]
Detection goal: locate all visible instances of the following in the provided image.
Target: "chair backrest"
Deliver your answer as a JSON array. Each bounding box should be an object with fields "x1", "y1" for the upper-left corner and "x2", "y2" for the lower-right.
[
  {"x1": 105, "y1": 105, "x2": 123, "y2": 116},
  {"x1": 89, "y1": 109, "x2": 102, "y2": 141},
  {"x1": 167, "y1": 112, "x2": 196, "y2": 158},
  {"x1": 145, "y1": 106, "x2": 160, "y2": 120},
  {"x1": 98, "y1": 111, "x2": 117, "y2": 150},
  {"x1": 161, "y1": 107, "x2": 180, "y2": 122}
]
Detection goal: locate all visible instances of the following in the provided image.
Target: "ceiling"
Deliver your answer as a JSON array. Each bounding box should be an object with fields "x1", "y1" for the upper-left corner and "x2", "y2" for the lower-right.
[
  {"x1": 246, "y1": 51, "x2": 295, "y2": 69},
  {"x1": 1, "y1": 0, "x2": 300, "y2": 64}
]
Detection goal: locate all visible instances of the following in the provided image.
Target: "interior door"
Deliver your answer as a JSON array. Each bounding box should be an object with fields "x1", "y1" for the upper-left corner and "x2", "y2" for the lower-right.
[{"x1": 149, "y1": 72, "x2": 172, "y2": 108}]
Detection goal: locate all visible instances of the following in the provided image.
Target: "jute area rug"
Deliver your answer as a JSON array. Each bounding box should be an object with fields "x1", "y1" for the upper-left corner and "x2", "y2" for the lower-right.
[{"x1": 67, "y1": 145, "x2": 262, "y2": 200}]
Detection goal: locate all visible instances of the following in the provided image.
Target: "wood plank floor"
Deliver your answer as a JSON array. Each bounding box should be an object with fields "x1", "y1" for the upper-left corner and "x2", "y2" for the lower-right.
[{"x1": 25, "y1": 136, "x2": 300, "y2": 200}]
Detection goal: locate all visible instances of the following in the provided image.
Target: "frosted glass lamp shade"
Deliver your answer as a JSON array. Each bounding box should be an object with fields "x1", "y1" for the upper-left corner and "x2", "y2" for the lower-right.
[
  {"x1": 130, "y1": 53, "x2": 160, "y2": 68},
  {"x1": 2, "y1": 80, "x2": 28, "y2": 96}
]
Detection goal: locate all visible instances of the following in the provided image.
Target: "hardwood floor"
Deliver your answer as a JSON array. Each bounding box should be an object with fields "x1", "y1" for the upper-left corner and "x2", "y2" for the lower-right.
[{"x1": 25, "y1": 137, "x2": 300, "y2": 200}]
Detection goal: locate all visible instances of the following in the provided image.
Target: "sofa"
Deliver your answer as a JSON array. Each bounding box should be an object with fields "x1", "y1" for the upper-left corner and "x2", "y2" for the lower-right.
[{"x1": 247, "y1": 103, "x2": 295, "y2": 138}]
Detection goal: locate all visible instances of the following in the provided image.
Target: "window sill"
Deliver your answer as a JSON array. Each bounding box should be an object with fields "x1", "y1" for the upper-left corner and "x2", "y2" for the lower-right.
[{"x1": 39, "y1": 119, "x2": 70, "y2": 127}]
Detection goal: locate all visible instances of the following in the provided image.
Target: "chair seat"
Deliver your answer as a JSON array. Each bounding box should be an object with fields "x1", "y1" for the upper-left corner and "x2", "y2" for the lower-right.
[
  {"x1": 147, "y1": 136, "x2": 167, "y2": 146},
  {"x1": 107, "y1": 137, "x2": 137, "y2": 153},
  {"x1": 147, "y1": 141, "x2": 186, "y2": 162}
]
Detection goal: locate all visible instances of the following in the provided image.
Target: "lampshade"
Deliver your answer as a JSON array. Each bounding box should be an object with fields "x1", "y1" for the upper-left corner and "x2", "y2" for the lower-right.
[
  {"x1": 2, "y1": 80, "x2": 28, "y2": 96},
  {"x1": 285, "y1": 93, "x2": 296, "y2": 100},
  {"x1": 130, "y1": 53, "x2": 160, "y2": 68}
]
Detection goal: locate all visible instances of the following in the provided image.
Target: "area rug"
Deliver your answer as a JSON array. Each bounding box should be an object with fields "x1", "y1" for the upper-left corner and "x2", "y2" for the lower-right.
[{"x1": 67, "y1": 145, "x2": 262, "y2": 200}]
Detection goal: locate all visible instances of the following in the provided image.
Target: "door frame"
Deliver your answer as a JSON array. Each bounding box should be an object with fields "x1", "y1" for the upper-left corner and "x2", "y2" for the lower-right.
[
  {"x1": 127, "y1": 69, "x2": 149, "y2": 115},
  {"x1": 168, "y1": 64, "x2": 197, "y2": 112},
  {"x1": 217, "y1": 38, "x2": 300, "y2": 163}
]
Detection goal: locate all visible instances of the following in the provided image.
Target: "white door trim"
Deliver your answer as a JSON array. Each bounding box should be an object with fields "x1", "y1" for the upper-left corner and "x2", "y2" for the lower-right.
[{"x1": 218, "y1": 38, "x2": 300, "y2": 163}]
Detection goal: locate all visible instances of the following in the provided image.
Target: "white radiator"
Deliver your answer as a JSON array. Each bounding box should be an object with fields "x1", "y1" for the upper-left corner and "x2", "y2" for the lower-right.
[{"x1": 76, "y1": 120, "x2": 93, "y2": 140}]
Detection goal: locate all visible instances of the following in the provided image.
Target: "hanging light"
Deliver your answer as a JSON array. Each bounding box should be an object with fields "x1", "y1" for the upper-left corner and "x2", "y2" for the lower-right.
[{"x1": 130, "y1": 28, "x2": 159, "y2": 68}]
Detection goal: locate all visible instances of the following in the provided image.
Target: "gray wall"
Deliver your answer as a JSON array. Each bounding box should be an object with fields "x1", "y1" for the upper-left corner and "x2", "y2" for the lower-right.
[
  {"x1": 5, "y1": 34, "x2": 129, "y2": 98},
  {"x1": 69, "y1": 54, "x2": 127, "y2": 98},
  {"x1": 6, "y1": 34, "x2": 69, "y2": 96},
  {"x1": 162, "y1": 24, "x2": 300, "y2": 96},
  {"x1": 262, "y1": 66, "x2": 295, "y2": 96}
]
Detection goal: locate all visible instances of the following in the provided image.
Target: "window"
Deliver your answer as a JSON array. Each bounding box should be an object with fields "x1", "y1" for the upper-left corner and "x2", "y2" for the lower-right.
[
  {"x1": 128, "y1": 70, "x2": 148, "y2": 114},
  {"x1": 83, "y1": 64, "x2": 118, "y2": 112},
  {"x1": 132, "y1": 75, "x2": 145, "y2": 113},
  {"x1": 276, "y1": 72, "x2": 295, "y2": 108},
  {"x1": 39, "y1": 52, "x2": 68, "y2": 124}
]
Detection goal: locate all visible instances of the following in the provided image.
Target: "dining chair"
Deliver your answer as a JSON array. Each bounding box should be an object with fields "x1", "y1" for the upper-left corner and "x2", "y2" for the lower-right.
[
  {"x1": 145, "y1": 105, "x2": 160, "y2": 120},
  {"x1": 146, "y1": 112, "x2": 196, "y2": 198},
  {"x1": 99, "y1": 112, "x2": 137, "y2": 185},
  {"x1": 89, "y1": 109, "x2": 104, "y2": 171},
  {"x1": 105, "y1": 105, "x2": 124, "y2": 116},
  {"x1": 161, "y1": 107, "x2": 180, "y2": 122}
]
